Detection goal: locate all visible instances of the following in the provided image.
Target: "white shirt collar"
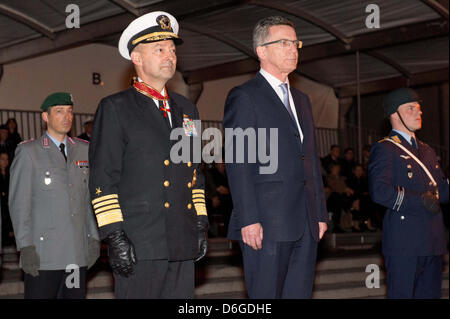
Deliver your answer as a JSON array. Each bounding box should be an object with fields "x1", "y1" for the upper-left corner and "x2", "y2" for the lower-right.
[{"x1": 259, "y1": 68, "x2": 290, "y2": 90}]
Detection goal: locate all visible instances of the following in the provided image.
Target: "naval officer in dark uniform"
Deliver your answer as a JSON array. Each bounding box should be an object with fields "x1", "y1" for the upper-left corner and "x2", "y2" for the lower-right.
[
  {"x1": 368, "y1": 88, "x2": 449, "y2": 298},
  {"x1": 9, "y1": 93, "x2": 100, "y2": 299},
  {"x1": 89, "y1": 11, "x2": 208, "y2": 299}
]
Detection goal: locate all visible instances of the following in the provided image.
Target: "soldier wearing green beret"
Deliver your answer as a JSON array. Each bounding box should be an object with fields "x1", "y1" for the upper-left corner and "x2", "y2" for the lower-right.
[
  {"x1": 9, "y1": 92, "x2": 100, "y2": 299},
  {"x1": 369, "y1": 88, "x2": 449, "y2": 298}
]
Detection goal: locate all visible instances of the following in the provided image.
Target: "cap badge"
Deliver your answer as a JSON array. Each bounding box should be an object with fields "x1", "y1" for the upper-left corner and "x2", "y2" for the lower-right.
[{"x1": 157, "y1": 15, "x2": 171, "y2": 30}]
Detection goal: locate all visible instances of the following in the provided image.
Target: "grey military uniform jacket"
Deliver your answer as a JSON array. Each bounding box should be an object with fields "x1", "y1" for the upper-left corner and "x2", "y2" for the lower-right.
[{"x1": 9, "y1": 134, "x2": 99, "y2": 270}]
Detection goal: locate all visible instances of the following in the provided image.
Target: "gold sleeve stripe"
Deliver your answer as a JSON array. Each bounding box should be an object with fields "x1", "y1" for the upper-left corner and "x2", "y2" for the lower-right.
[
  {"x1": 193, "y1": 199, "x2": 206, "y2": 204},
  {"x1": 192, "y1": 194, "x2": 205, "y2": 199},
  {"x1": 96, "y1": 210, "x2": 124, "y2": 227},
  {"x1": 93, "y1": 199, "x2": 119, "y2": 210},
  {"x1": 192, "y1": 189, "x2": 205, "y2": 194},
  {"x1": 94, "y1": 204, "x2": 121, "y2": 215},
  {"x1": 194, "y1": 203, "x2": 207, "y2": 216},
  {"x1": 92, "y1": 194, "x2": 119, "y2": 205}
]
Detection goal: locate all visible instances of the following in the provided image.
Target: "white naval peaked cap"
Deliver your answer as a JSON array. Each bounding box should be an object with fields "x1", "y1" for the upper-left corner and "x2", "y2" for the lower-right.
[{"x1": 118, "y1": 11, "x2": 182, "y2": 60}]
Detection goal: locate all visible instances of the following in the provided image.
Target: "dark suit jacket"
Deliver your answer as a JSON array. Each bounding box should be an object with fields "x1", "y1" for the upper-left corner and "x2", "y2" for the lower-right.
[
  {"x1": 369, "y1": 131, "x2": 449, "y2": 256},
  {"x1": 89, "y1": 87, "x2": 207, "y2": 261},
  {"x1": 223, "y1": 73, "x2": 328, "y2": 242}
]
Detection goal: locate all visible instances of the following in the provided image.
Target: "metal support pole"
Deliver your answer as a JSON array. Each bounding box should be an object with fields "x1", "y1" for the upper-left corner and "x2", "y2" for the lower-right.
[{"x1": 356, "y1": 51, "x2": 362, "y2": 164}]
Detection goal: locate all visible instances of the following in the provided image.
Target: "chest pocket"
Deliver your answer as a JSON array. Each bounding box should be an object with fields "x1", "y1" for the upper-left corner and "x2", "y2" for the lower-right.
[{"x1": 37, "y1": 167, "x2": 67, "y2": 191}]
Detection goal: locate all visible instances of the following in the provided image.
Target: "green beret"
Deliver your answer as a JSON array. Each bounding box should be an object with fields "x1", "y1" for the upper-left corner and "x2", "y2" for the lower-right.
[
  {"x1": 383, "y1": 88, "x2": 421, "y2": 118},
  {"x1": 41, "y1": 92, "x2": 73, "y2": 112}
]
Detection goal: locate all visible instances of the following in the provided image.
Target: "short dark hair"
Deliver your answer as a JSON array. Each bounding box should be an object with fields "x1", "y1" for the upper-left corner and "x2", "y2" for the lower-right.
[
  {"x1": 253, "y1": 16, "x2": 295, "y2": 54},
  {"x1": 330, "y1": 144, "x2": 340, "y2": 151}
]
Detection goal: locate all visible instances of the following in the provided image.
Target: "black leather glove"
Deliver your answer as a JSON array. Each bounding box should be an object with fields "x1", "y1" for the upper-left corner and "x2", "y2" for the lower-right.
[
  {"x1": 20, "y1": 245, "x2": 40, "y2": 277},
  {"x1": 104, "y1": 230, "x2": 136, "y2": 277},
  {"x1": 421, "y1": 190, "x2": 441, "y2": 215},
  {"x1": 87, "y1": 238, "x2": 101, "y2": 269},
  {"x1": 194, "y1": 220, "x2": 208, "y2": 262}
]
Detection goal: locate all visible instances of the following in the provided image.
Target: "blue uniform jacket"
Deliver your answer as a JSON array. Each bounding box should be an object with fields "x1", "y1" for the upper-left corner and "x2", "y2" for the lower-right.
[{"x1": 369, "y1": 131, "x2": 449, "y2": 256}]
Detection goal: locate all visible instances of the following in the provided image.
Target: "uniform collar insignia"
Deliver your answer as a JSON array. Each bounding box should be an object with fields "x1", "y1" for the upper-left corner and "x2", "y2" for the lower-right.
[
  {"x1": 42, "y1": 136, "x2": 50, "y2": 148},
  {"x1": 392, "y1": 135, "x2": 401, "y2": 144}
]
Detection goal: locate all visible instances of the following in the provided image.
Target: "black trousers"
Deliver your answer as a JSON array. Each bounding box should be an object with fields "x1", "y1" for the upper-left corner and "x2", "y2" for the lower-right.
[
  {"x1": 113, "y1": 259, "x2": 194, "y2": 299},
  {"x1": 24, "y1": 267, "x2": 87, "y2": 299}
]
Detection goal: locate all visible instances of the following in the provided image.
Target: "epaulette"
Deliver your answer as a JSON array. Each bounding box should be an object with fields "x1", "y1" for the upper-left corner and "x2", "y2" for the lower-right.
[
  {"x1": 379, "y1": 135, "x2": 401, "y2": 144},
  {"x1": 378, "y1": 137, "x2": 389, "y2": 143},
  {"x1": 72, "y1": 137, "x2": 90, "y2": 144},
  {"x1": 19, "y1": 139, "x2": 34, "y2": 145}
]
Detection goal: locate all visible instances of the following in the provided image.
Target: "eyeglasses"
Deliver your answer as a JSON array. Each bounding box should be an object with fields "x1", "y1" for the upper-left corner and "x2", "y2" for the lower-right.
[{"x1": 260, "y1": 39, "x2": 303, "y2": 49}]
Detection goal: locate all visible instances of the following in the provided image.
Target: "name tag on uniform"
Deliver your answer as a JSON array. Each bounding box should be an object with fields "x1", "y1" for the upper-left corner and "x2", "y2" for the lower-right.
[
  {"x1": 183, "y1": 117, "x2": 198, "y2": 137},
  {"x1": 75, "y1": 160, "x2": 89, "y2": 169}
]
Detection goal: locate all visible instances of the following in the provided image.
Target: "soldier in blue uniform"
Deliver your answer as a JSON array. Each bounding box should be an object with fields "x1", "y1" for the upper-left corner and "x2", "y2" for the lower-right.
[{"x1": 368, "y1": 88, "x2": 449, "y2": 299}]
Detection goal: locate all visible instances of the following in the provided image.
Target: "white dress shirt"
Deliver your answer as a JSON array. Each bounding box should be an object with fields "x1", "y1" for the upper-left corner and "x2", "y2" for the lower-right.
[
  {"x1": 259, "y1": 68, "x2": 304, "y2": 142},
  {"x1": 138, "y1": 77, "x2": 172, "y2": 127}
]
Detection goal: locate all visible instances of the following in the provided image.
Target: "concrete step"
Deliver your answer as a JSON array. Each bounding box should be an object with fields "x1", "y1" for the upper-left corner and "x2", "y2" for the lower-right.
[
  {"x1": 312, "y1": 272, "x2": 449, "y2": 299},
  {"x1": 2, "y1": 240, "x2": 449, "y2": 299},
  {"x1": 316, "y1": 253, "x2": 449, "y2": 271}
]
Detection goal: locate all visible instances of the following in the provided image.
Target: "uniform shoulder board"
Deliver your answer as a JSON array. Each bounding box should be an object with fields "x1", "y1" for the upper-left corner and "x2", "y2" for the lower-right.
[
  {"x1": 73, "y1": 137, "x2": 90, "y2": 144},
  {"x1": 377, "y1": 137, "x2": 389, "y2": 143},
  {"x1": 19, "y1": 139, "x2": 34, "y2": 145}
]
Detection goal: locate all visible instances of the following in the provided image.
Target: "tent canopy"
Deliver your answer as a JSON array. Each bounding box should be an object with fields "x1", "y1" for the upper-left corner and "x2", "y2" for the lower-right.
[{"x1": 0, "y1": 0, "x2": 448, "y2": 96}]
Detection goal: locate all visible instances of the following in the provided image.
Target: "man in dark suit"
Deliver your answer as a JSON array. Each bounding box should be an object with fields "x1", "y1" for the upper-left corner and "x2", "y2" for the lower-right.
[
  {"x1": 89, "y1": 11, "x2": 208, "y2": 299},
  {"x1": 369, "y1": 88, "x2": 449, "y2": 298},
  {"x1": 223, "y1": 16, "x2": 328, "y2": 299}
]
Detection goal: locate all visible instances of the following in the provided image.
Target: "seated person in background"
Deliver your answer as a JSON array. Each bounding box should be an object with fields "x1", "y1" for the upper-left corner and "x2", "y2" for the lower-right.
[
  {"x1": 361, "y1": 144, "x2": 372, "y2": 172},
  {"x1": 321, "y1": 144, "x2": 343, "y2": 175},
  {"x1": 347, "y1": 164, "x2": 377, "y2": 231},
  {"x1": 326, "y1": 163, "x2": 354, "y2": 232},
  {"x1": 77, "y1": 120, "x2": 93, "y2": 141},
  {"x1": 204, "y1": 160, "x2": 233, "y2": 236},
  {"x1": 341, "y1": 147, "x2": 356, "y2": 180},
  {"x1": 6, "y1": 118, "x2": 22, "y2": 160},
  {"x1": 0, "y1": 125, "x2": 15, "y2": 162},
  {"x1": 0, "y1": 151, "x2": 14, "y2": 247}
]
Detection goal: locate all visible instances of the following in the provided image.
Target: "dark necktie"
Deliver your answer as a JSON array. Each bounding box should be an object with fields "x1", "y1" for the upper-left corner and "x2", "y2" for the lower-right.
[
  {"x1": 59, "y1": 143, "x2": 67, "y2": 161},
  {"x1": 279, "y1": 83, "x2": 295, "y2": 120},
  {"x1": 411, "y1": 137, "x2": 418, "y2": 150}
]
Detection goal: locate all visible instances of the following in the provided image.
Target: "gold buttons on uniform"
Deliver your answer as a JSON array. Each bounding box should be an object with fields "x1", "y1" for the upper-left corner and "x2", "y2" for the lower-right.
[
  {"x1": 164, "y1": 160, "x2": 170, "y2": 166},
  {"x1": 164, "y1": 202, "x2": 170, "y2": 208},
  {"x1": 164, "y1": 180, "x2": 170, "y2": 187},
  {"x1": 187, "y1": 182, "x2": 192, "y2": 188},
  {"x1": 187, "y1": 203, "x2": 192, "y2": 209},
  {"x1": 187, "y1": 161, "x2": 192, "y2": 167}
]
